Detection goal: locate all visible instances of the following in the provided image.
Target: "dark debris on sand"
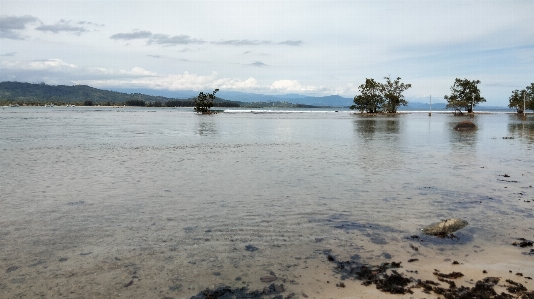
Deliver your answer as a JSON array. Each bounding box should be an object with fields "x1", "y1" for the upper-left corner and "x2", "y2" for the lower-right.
[
  {"x1": 325, "y1": 252, "x2": 534, "y2": 298},
  {"x1": 326, "y1": 252, "x2": 411, "y2": 294},
  {"x1": 512, "y1": 238, "x2": 534, "y2": 248},
  {"x1": 511, "y1": 238, "x2": 534, "y2": 256},
  {"x1": 190, "y1": 284, "x2": 292, "y2": 299},
  {"x1": 433, "y1": 270, "x2": 464, "y2": 279}
]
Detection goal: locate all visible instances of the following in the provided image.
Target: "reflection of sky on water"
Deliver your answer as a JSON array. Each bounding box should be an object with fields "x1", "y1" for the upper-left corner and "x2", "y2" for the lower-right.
[{"x1": 2, "y1": 108, "x2": 534, "y2": 298}]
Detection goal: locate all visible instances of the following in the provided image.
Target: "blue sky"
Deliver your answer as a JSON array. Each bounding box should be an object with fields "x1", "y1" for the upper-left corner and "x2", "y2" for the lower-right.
[{"x1": 1, "y1": 0, "x2": 533, "y2": 106}]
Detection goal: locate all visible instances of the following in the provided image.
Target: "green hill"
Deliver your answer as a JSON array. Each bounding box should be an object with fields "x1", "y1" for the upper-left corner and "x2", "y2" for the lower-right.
[{"x1": 0, "y1": 81, "x2": 239, "y2": 107}]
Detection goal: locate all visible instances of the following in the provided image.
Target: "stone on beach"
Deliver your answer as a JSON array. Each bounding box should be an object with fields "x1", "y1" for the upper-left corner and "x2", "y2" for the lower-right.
[
  {"x1": 422, "y1": 218, "x2": 468, "y2": 236},
  {"x1": 260, "y1": 275, "x2": 277, "y2": 282}
]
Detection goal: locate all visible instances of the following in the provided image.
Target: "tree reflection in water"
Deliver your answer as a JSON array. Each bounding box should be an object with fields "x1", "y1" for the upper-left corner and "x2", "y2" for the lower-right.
[
  {"x1": 507, "y1": 116, "x2": 534, "y2": 147},
  {"x1": 196, "y1": 118, "x2": 218, "y2": 136},
  {"x1": 352, "y1": 115, "x2": 402, "y2": 170}
]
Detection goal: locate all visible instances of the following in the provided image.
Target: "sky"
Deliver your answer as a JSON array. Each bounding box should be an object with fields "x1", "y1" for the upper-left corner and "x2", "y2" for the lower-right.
[{"x1": 1, "y1": 0, "x2": 533, "y2": 106}]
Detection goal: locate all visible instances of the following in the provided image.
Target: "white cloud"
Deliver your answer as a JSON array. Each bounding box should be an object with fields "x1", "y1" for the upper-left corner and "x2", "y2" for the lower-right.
[
  {"x1": 213, "y1": 77, "x2": 260, "y2": 90},
  {"x1": 29, "y1": 59, "x2": 78, "y2": 70},
  {"x1": 120, "y1": 67, "x2": 157, "y2": 77},
  {"x1": 270, "y1": 80, "x2": 327, "y2": 93},
  {"x1": 87, "y1": 67, "x2": 111, "y2": 75},
  {"x1": 87, "y1": 66, "x2": 157, "y2": 77},
  {"x1": 74, "y1": 70, "x2": 261, "y2": 92},
  {"x1": 2, "y1": 59, "x2": 78, "y2": 71},
  {"x1": 1, "y1": 59, "x2": 338, "y2": 95}
]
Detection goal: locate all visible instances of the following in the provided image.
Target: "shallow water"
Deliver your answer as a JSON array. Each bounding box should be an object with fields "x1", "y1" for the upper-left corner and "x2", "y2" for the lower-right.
[{"x1": 1, "y1": 107, "x2": 534, "y2": 298}]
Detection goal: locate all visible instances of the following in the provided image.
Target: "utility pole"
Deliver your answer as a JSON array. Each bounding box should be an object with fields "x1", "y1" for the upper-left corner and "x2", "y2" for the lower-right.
[
  {"x1": 524, "y1": 92, "x2": 527, "y2": 120},
  {"x1": 429, "y1": 95, "x2": 432, "y2": 116},
  {"x1": 524, "y1": 92, "x2": 526, "y2": 115}
]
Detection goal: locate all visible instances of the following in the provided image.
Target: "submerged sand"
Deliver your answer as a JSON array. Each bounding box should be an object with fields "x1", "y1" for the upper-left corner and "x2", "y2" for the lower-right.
[{"x1": 1, "y1": 110, "x2": 533, "y2": 298}]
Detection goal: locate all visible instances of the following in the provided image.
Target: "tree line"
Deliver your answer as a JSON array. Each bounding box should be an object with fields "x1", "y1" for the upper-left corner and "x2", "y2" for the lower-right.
[
  {"x1": 3, "y1": 80, "x2": 534, "y2": 113},
  {"x1": 350, "y1": 76, "x2": 486, "y2": 114},
  {"x1": 350, "y1": 76, "x2": 412, "y2": 113},
  {"x1": 508, "y1": 83, "x2": 534, "y2": 113},
  {"x1": 351, "y1": 76, "x2": 533, "y2": 114},
  {"x1": 125, "y1": 98, "x2": 239, "y2": 108}
]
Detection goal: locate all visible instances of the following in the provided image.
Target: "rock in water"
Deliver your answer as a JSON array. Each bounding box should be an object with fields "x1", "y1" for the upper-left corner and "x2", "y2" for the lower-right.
[
  {"x1": 454, "y1": 121, "x2": 477, "y2": 130},
  {"x1": 423, "y1": 219, "x2": 468, "y2": 236}
]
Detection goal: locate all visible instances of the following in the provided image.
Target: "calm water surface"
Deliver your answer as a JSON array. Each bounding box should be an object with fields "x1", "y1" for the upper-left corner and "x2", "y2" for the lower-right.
[{"x1": 1, "y1": 107, "x2": 533, "y2": 298}]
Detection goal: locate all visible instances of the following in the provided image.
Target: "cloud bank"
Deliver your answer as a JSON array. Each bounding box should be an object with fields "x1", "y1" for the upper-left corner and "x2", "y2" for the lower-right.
[
  {"x1": 0, "y1": 15, "x2": 39, "y2": 39},
  {"x1": 1, "y1": 58, "x2": 348, "y2": 95},
  {"x1": 109, "y1": 30, "x2": 303, "y2": 47},
  {"x1": 35, "y1": 20, "x2": 87, "y2": 35}
]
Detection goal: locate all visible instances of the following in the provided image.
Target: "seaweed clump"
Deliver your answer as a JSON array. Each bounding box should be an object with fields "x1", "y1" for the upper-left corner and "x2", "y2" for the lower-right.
[
  {"x1": 512, "y1": 238, "x2": 534, "y2": 248},
  {"x1": 326, "y1": 252, "x2": 533, "y2": 298},
  {"x1": 190, "y1": 284, "x2": 291, "y2": 299},
  {"x1": 327, "y1": 253, "x2": 412, "y2": 294}
]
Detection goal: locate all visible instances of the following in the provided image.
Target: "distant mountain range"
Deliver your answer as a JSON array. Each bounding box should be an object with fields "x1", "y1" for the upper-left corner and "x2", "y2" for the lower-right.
[
  {"x1": 111, "y1": 87, "x2": 355, "y2": 107},
  {"x1": 1, "y1": 81, "x2": 510, "y2": 110},
  {"x1": 110, "y1": 87, "x2": 511, "y2": 110}
]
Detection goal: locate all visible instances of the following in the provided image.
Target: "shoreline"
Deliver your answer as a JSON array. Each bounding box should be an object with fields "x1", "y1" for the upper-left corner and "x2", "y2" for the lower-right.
[
  {"x1": 2, "y1": 231, "x2": 533, "y2": 298},
  {"x1": 2, "y1": 105, "x2": 526, "y2": 114}
]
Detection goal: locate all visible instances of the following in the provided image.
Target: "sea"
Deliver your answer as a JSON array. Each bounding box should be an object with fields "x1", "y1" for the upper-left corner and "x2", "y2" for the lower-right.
[{"x1": 1, "y1": 106, "x2": 533, "y2": 298}]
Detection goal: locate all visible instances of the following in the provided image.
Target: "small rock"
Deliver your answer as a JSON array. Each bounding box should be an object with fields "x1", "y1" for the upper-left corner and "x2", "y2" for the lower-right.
[
  {"x1": 260, "y1": 275, "x2": 277, "y2": 282},
  {"x1": 58, "y1": 258, "x2": 68, "y2": 262},
  {"x1": 169, "y1": 284, "x2": 182, "y2": 291},
  {"x1": 422, "y1": 219, "x2": 468, "y2": 236},
  {"x1": 263, "y1": 283, "x2": 285, "y2": 294},
  {"x1": 483, "y1": 277, "x2": 500, "y2": 285},
  {"x1": 10, "y1": 278, "x2": 25, "y2": 284},
  {"x1": 29, "y1": 261, "x2": 45, "y2": 267},
  {"x1": 245, "y1": 245, "x2": 258, "y2": 252},
  {"x1": 6, "y1": 266, "x2": 19, "y2": 273},
  {"x1": 124, "y1": 280, "x2": 133, "y2": 287}
]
